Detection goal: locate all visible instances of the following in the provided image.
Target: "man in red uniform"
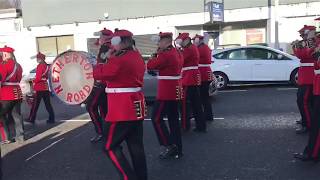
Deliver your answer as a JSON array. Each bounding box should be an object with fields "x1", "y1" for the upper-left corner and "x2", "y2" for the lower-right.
[
  {"x1": 175, "y1": 32, "x2": 206, "y2": 132},
  {"x1": 294, "y1": 18, "x2": 320, "y2": 161},
  {"x1": 147, "y1": 32, "x2": 184, "y2": 159},
  {"x1": 0, "y1": 46, "x2": 24, "y2": 143},
  {"x1": 27, "y1": 52, "x2": 55, "y2": 124},
  {"x1": 293, "y1": 25, "x2": 317, "y2": 134},
  {"x1": 193, "y1": 34, "x2": 214, "y2": 122},
  {"x1": 93, "y1": 29, "x2": 147, "y2": 180},
  {"x1": 86, "y1": 28, "x2": 112, "y2": 142}
]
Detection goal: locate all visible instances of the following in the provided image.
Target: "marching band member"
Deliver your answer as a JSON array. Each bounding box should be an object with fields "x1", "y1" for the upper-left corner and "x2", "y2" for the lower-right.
[
  {"x1": 294, "y1": 18, "x2": 320, "y2": 162},
  {"x1": 93, "y1": 29, "x2": 148, "y2": 180},
  {"x1": 86, "y1": 28, "x2": 113, "y2": 142},
  {"x1": 147, "y1": 32, "x2": 184, "y2": 159},
  {"x1": 27, "y1": 52, "x2": 55, "y2": 124},
  {"x1": 193, "y1": 34, "x2": 214, "y2": 122},
  {"x1": 292, "y1": 25, "x2": 317, "y2": 134},
  {"x1": 0, "y1": 46, "x2": 24, "y2": 143},
  {"x1": 175, "y1": 33, "x2": 206, "y2": 132}
]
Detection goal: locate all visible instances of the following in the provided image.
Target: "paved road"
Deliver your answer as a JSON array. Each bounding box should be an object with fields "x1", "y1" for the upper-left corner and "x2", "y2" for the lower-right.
[{"x1": 2, "y1": 85, "x2": 320, "y2": 180}]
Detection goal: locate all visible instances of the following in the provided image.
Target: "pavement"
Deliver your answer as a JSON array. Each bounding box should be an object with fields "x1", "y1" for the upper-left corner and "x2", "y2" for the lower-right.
[{"x1": 2, "y1": 84, "x2": 320, "y2": 180}]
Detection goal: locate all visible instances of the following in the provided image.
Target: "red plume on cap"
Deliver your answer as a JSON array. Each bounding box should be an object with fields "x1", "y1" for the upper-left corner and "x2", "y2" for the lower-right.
[
  {"x1": 113, "y1": 29, "x2": 133, "y2": 37},
  {"x1": 0, "y1": 45, "x2": 14, "y2": 53},
  {"x1": 159, "y1": 32, "x2": 173, "y2": 38},
  {"x1": 192, "y1": 34, "x2": 204, "y2": 40},
  {"x1": 36, "y1": 52, "x2": 46, "y2": 61},
  {"x1": 175, "y1": 32, "x2": 190, "y2": 41},
  {"x1": 101, "y1": 28, "x2": 113, "y2": 36},
  {"x1": 298, "y1": 25, "x2": 316, "y2": 33}
]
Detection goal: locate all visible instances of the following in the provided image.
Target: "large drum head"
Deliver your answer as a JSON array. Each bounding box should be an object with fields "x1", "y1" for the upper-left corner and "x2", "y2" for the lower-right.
[{"x1": 49, "y1": 51, "x2": 95, "y2": 105}]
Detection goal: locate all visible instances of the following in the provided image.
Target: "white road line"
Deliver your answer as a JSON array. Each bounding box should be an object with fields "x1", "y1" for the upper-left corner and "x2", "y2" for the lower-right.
[
  {"x1": 277, "y1": 88, "x2": 298, "y2": 91},
  {"x1": 220, "y1": 90, "x2": 248, "y2": 93},
  {"x1": 25, "y1": 138, "x2": 64, "y2": 162},
  {"x1": 144, "y1": 117, "x2": 224, "y2": 121},
  {"x1": 61, "y1": 119, "x2": 91, "y2": 122}
]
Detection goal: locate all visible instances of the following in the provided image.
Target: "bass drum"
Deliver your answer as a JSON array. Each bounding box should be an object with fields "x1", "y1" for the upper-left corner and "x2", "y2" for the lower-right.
[{"x1": 49, "y1": 50, "x2": 96, "y2": 105}]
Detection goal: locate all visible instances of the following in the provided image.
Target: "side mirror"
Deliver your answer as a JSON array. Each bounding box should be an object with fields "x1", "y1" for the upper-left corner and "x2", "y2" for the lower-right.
[{"x1": 277, "y1": 54, "x2": 283, "y2": 60}]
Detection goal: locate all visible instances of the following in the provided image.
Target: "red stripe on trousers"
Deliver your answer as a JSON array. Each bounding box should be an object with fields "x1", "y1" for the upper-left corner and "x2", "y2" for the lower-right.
[
  {"x1": 312, "y1": 132, "x2": 320, "y2": 158},
  {"x1": 181, "y1": 87, "x2": 187, "y2": 129},
  {"x1": 106, "y1": 123, "x2": 116, "y2": 150},
  {"x1": 155, "y1": 102, "x2": 168, "y2": 145},
  {"x1": 105, "y1": 123, "x2": 128, "y2": 180},
  {"x1": 303, "y1": 86, "x2": 311, "y2": 128},
  {"x1": 0, "y1": 121, "x2": 7, "y2": 140},
  {"x1": 108, "y1": 150, "x2": 129, "y2": 180},
  {"x1": 89, "y1": 91, "x2": 102, "y2": 134}
]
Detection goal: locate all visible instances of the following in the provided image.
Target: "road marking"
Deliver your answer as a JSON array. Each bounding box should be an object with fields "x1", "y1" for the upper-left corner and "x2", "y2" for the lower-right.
[
  {"x1": 25, "y1": 138, "x2": 64, "y2": 162},
  {"x1": 277, "y1": 88, "x2": 298, "y2": 91},
  {"x1": 61, "y1": 119, "x2": 91, "y2": 122},
  {"x1": 144, "y1": 117, "x2": 224, "y2": 121},
  {"x1": 220, "y1": 90, "x2": 248, "y2": 93}
]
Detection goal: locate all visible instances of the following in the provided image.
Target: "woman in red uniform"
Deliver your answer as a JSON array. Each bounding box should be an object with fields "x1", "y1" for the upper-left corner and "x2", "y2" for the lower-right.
[
  {"x1": 193, "y1": 34, "x2": 214, "y2": 122},
  {"x1": 0, "y1": 46, "x2": 24, "y2": 143},
  {"x1": 147, "y1": 32, "x2": 184, "y2": 159},
  {"x1": 86, "y1": 28, "x2": 112, "y2": 142},
  {"x1": 293, "y1": 25, "x2": 317, "y2": 134},
  {"x1": 294, "y1": 18, "x2": 320, "y2": 162},
  {"x1": 175, "y1": 33, "x2": 206, "y2": 132},
  {"x1": 94, "y1": 29, "x2": 147, "y2": 180},
  {"x1": 27, "y1": 52, "x2": 55, "y2": 124}
]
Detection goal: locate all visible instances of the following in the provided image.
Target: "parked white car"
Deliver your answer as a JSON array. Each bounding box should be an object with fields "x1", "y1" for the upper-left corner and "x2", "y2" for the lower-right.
[{"x1": 211, "y1": 45, "x2": 300, "y2": 89}]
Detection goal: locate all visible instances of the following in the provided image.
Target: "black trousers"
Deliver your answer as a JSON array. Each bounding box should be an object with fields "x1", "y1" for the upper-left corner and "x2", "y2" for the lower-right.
[
  {"x1": 86, "y1": 86, "x2": 107, "y2": 135},
  {"x1": 181, "y1": 86, "x2": 205, "y2": 131},
  {"x1": 29, "y1": 91, "x2": 55, "y2": 122},
  {"x1": 200, "y1": 81, "x2": 214, "y2": 121},
  {"x1": 304, "y1": 95, "x2": 320, "y2": 159},
  {"x1": 0, "y1": 100, "x2": 23, "y2": 141},
  {"x1": 151, "y1": 100, "x2": 182, "y2": 154},
  {"x1": 104, "y1": 121, "x2": 147, "y2": 180},
  {"x1": 297, "y1": 85, "x2": 313, "y2": 128}
]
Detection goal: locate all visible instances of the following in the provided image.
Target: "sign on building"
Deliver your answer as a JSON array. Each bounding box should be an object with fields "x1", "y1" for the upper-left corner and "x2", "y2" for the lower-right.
[{"x1": 206, "y1": 1, "x2": 224, "y2": 22}]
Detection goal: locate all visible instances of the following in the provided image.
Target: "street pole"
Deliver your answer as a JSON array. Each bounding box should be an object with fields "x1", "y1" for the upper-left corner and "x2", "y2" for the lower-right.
[
  {"x1": 274, "y1": 0, "x2": 280, "y2": 49},
  {"x1": 267, "y1": 0, "x2": 272, "y2": 46}
]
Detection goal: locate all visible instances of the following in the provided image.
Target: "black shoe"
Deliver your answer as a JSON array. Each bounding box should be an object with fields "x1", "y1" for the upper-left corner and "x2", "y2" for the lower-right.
[
  {"x1": 90, "y1": 134, "x2": 103, "y2": 143},
  {"x1": 159, "y1": 145, "x2": 178, "y2": 159},
  {"x1": 296, "y1": 120, "x2": 302, "y2": 125},
  {"x1": 294, "y1": 153, "x2": 312, "y2": 161},
  {"x1": 193, "y1": 128, "x2": 207, "y2": 133},
  {"x1": 296, "y1": 127, "x2": 308, "y2": 134}
]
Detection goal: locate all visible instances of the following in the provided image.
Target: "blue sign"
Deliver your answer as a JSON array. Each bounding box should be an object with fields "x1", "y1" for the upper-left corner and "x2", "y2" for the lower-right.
[{"x1": 206, "y1": 1, "x2": 224, "y2": 22}]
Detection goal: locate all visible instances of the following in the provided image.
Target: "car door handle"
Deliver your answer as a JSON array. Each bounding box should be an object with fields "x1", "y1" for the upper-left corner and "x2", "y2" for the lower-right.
[{"x1": 254, "y1": 64, "x2": 262, "y2": 65}]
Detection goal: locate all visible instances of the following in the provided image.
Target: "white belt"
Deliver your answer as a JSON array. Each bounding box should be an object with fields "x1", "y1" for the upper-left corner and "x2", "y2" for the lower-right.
[
  {"x1": 198, "y1": 64, "x2": 211, "y2": 67},
  {"x1": 182, "y1": 66, "x2": 198, "y2": 71},
  {"x1": 105, "y1": 87, "x2": 142, "y2": 93},
  {"x1": 157, "y1": 76, "x2": 181, "y2": 80},
  {"x1": 315, "y1": 69, "x2": 320, "y2": 75},
  {"x1": 41, "y1": 78, "x2": 47, "y2": 81},
  {"x1": 2, "y1": 82, "x2": 20, "y2": 86},
  {"x1": 300, "y1": 63, "x2": 314, "y2": 67}
]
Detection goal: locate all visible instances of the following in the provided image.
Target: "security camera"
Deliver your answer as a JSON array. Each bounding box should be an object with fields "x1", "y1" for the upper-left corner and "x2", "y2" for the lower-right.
[{"x1": 103, "y1": 13, "x2": 109, "y2": 19}]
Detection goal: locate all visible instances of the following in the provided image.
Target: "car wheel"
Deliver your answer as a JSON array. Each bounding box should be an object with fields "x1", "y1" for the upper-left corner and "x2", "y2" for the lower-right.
[
  {"x1": 214, "y1": 72, "x2": 228, "y2": 89},
  {"x1": 290, "y1": 68, "x2": 298, "y2": 86}
]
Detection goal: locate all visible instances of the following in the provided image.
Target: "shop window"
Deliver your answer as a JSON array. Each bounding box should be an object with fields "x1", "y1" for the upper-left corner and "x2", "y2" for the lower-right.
[{"x1": 37, "y1": 35, "x2": 74, "y2": 56}]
